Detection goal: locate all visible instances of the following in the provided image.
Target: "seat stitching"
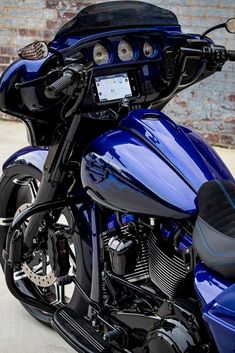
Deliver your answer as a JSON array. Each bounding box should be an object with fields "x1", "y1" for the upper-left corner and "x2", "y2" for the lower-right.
[{"x1": 216, "y1": 180, "x2": 235, "y2": 211}]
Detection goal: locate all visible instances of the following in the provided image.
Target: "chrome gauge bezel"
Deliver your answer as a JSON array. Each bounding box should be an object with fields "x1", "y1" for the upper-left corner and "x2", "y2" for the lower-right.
[
  {"x1": 93, "y1": 42, "x2": 111, "y2": 66},
  {"x1": 143, "y1": 41, "x2": 156, "y2": 59},
  {"x1": 117, "y1": 40, "x2": 135, "y2": 62}
]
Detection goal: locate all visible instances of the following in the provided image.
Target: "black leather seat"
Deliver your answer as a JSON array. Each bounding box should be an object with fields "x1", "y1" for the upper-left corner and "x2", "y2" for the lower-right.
[{"x1": 193, "y1": 180, "x2": 235, "y2": 280}]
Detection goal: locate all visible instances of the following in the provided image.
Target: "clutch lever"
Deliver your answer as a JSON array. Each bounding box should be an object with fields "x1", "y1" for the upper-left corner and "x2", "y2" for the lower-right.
[{"x1": 14, "y1": 69, "x2": 62, "y2": 90}]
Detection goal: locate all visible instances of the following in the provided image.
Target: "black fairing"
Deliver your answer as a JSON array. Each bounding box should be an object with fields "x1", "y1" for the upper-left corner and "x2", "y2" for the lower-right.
[{"x1": 53, "y1": 1, "x2": 179, "y2": 40}]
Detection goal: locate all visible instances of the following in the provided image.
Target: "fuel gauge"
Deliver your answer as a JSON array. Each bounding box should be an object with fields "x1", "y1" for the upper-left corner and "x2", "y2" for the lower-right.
[{"x1": 143, "y1": 42, "x2": 154, "y2": 58}]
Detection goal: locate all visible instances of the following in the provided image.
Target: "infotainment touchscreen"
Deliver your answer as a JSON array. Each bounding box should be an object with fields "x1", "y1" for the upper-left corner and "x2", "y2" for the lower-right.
[{"x1": 95, "y1": 73, "x2": 132, "y2": 102}]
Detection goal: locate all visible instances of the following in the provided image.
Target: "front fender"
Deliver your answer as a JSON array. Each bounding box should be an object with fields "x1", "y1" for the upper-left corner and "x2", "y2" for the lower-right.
[{"x1": 2, "y1": 146, "x2": 48, "y2": 177}]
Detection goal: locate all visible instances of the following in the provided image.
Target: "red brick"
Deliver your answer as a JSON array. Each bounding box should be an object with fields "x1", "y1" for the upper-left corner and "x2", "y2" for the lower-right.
[
  {"x1": 0, "y1": 65, "x2": 8, "y2": 72},
  {"x1": 0, "y1": 56, "x2": 10, "y2": 64},
  {"x1": 201, "y1": 132, "x2": 220, "y2": 144},
  {"x1": 224, "y1": 117, "x2": 235, "y2": 123},
  {"x1": 43, "y1": 30, "x2": 54, "y2": 40},
  {"x1": 228, "y1": 94, "x2": 235, "y2": 102},
  {"x1": 220, "y1": 135, "x2": 234, "y2": 145},
  {"x1": 11, "y1": 56, "x2": 19, "y2": 62},
  {"x1": 175, "y1": 99, "x2": 188, "y2": 109},
  {"x1": 45, "y1": 0, "x2": 58, "y2": 9},
  {"x1": 58, "y1": 11, "x2": 76, "y2": 20},
  {"x1": 0, "y1": 0, "x2": 234, "y2": 148},
  {"x1": 18, "y1": 28, "x2": 37, "y2": 37},
  {"x1": 1, "y1": 47, "x2": 18, "y2": 55},
  {"x1": 46, "y1": 20, "x2": 58, "y2": 30},
  {"x1": 37, "y1": 29, "x2": 54, "y2": 40}
]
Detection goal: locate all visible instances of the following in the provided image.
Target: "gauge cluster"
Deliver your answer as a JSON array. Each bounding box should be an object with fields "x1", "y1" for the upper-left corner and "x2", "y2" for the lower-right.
[
  {"x1": 76, "y1": 34, "x2": 164, "y2": 111},
  {"x1": 91, "y1": 37, "x2": 159, "y2": 66}
]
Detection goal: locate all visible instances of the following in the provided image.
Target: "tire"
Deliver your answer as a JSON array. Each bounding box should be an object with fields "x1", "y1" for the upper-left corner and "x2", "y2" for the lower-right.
[{"x1": 0, "y1": 165, "x2": 91, "y2": 326}]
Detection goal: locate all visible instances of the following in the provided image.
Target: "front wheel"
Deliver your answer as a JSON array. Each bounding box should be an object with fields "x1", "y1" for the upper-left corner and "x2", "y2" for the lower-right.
[{"x1": 0, "y1": 165, "x2": 90, "y2": 325}]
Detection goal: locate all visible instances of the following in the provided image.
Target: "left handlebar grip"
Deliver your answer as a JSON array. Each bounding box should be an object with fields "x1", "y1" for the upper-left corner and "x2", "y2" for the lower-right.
[
  {"x1": 228, "y1": 50, "x2": 235, "y2": 61},
  {"x1": 45, "y1": 71, "x2": 75, "y2": 98}
]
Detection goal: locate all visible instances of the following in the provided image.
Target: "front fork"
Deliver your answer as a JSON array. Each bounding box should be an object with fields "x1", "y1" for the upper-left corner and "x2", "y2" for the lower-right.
[
  {"x1": 4, "y1": 112, "x2": 102, "y2": 312},
  {"x1": 23, "y1": 113, "x2": 82, "y2": 251}
]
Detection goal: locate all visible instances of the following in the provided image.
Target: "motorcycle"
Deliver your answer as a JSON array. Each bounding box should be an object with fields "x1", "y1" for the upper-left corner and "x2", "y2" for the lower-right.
[{"x1": 0, "y1": 1, "x2": 235, "y2": 352}]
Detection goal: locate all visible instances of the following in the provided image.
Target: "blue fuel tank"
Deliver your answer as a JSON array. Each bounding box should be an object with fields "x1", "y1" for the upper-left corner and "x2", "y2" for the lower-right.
[{"x1": 81, "y1": 110, "x2": 234, "y2": 219}]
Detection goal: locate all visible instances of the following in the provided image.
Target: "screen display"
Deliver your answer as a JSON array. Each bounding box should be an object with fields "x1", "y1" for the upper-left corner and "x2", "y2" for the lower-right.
[{"x1": 95, "y1": 73, "x2": 132, "y2": 102}]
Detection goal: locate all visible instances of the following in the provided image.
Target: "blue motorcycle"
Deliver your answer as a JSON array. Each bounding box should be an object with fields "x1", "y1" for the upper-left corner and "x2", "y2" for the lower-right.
[{"x1": 0, "y1": 2, "x2": 235, "y2": 352}]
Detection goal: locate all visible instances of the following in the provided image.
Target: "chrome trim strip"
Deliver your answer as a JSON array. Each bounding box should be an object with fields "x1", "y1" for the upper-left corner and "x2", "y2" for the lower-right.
[
  {"x1": 14, "y1": 270, "x2": 27, "y2": 281},
  {"x1": 13, "y1": 179, "x2": 29, "y2": 186},
  {"x1": 0, "y1": 218, "x2": 13, "y2": 226}
]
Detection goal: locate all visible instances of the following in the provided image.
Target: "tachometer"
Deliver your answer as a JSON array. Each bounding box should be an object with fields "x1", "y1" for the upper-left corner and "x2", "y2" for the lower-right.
[
  {"x1": 118, "y1": 40, "x2": 134, "y2": 62},
  {"x1": 143, "y1": 42, "x2": 154, "y2": 58},
  {"x1": 93, "y1": 43, "x2": 110, "y2": 65}
]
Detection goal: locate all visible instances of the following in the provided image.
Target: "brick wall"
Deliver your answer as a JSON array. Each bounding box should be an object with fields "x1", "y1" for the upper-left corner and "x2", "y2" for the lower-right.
[{"x1": 0, "y1": 0, "x2": 234, "y2": 146}]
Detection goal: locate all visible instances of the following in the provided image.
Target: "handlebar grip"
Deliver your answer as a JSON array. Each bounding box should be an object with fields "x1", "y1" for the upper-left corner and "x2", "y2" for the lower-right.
[
  {"x1": 45, "y1": 71, "x2": 75, "y2": 98},
  {"x1": 228, "y1": 50, "x2": 235, "y2": 61}
]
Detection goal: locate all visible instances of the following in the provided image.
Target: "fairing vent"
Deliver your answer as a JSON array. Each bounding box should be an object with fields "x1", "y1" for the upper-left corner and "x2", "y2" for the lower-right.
[{"x1": 149, "y1": 233, "x2": 187, "y2": 298}]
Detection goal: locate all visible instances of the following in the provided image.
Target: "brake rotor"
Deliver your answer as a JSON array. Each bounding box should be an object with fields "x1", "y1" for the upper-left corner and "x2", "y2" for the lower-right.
[
  {"x1": 22, "y1": 262, "x2": 57, "y2": 287},
  {"x1": 15, "y1": 203, "x2": 57, "y2": 288}
]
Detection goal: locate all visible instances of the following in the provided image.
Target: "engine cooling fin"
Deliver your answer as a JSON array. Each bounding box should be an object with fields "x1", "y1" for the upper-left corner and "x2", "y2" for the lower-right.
[
  {"x1": 149, "y1": 233, "x2": 188, "y2": 298},
  {"x1": 124, "y1": 237, "x2": 149, "y2": 282}
]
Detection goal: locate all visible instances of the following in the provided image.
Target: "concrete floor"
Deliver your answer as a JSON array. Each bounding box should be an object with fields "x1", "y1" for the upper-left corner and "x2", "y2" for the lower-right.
[{"x1": 0, "y1": 120, "x2": 234, "y2": 352}]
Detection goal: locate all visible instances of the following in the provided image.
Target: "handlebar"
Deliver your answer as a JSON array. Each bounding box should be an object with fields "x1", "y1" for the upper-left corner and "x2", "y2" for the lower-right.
[
  {"x1": 45, "y1": 63, "x2": 86, "y2": 99},
  {"x1": 180, "y1": 45, "x2": 235, "y2": 62},
  {"x1": 45, "y1": 70, "x2": 75, "y2": 98},
  {"x1": 228, "y1": 50, "x2": 235, "y2": 61},
  {"x1": 158, "y1": 43, "x2": 233, "y2": 104}
]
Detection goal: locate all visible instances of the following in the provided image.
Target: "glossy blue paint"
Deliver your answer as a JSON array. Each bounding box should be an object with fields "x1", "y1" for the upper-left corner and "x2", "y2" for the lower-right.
[
  {"x1": 50, "y1": 27, "x2": 183, "y2": 52},
  {"x1": 81, "y1": 129, "x2": 197, "y2": 218},
  {"x1": 203, "y1": 284, "x2": 235, "y2": 353},
  {"x1": 194, "y1": 262, "x2": 231, "y2": 308},
  {"x1": 160, "y1": 220, "x2": 179, "y2": 240},
  {"x1": 107, "y1": 213, "x2": 137, "y2": 230},
  {"x1": 81, "y1": 109, "x2": 234, "y2": 217},
  {"x1": 89, "y1": 204, "x2": 101, "y2": 304},
  {"x1": 120, "y1": 110, "x2": 234, "y2": 190},
  {"x1": 2, "y1": 146, "x2": 48, "y2": 176},
  {"x1": 178, "y1": 233, "x2": 192, "y2": 251},
  {"x1": 180, "y1": 125, "x2": 234, "y2": 183},
  {"x1": 0, "y1": 58, "x2": 48, "y2": 94},
  {"x1": 0, "y1": 10, "x2": 233, "y2": 351},
  {"x1": 0, "y1": 23, "x2": 210, "y2": 123},
  {"x1": 194, "y1": 264, "x2": 235, "y2": 352},
  {"x1": 49, "y1": 27, "x2": 204, "y2": 77},
  {"x1": 0, "y1": 57, "x2": 50, "y2": 115}
]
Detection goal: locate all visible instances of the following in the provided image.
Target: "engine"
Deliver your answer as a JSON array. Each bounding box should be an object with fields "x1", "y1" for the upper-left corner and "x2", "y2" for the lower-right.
[
  {"x1": 102, "y1": 214, "x2": 193, "y2": 299},
  {"x1": 148, "y1": 232, "x2": 189, "y2": 298}
]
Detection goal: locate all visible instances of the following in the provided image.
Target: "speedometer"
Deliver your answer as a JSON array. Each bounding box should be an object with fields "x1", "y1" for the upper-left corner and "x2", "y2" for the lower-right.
[
  {"x1": 93, "y1": 43, "x2": 110, "y2": 65},
  {"x1": 118, "y1": 40, "x2": 134, "y2": 62}
]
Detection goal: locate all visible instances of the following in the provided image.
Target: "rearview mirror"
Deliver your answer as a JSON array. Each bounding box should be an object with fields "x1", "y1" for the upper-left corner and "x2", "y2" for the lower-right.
[
  {"x1": 202, "y1": 18, "x2": 235, "y2": 37},
  {"x1": 18, "y1": 41, "x2": 49, "y2": 60},
  {"x1": 225, "y1": 18, "x2": 235, "y2": 34}
]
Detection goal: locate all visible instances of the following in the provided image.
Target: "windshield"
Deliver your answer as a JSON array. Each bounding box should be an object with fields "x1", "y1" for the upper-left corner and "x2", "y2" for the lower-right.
[{"x1": 54, "y1": 1, "x2": 179, "y2": 40}]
